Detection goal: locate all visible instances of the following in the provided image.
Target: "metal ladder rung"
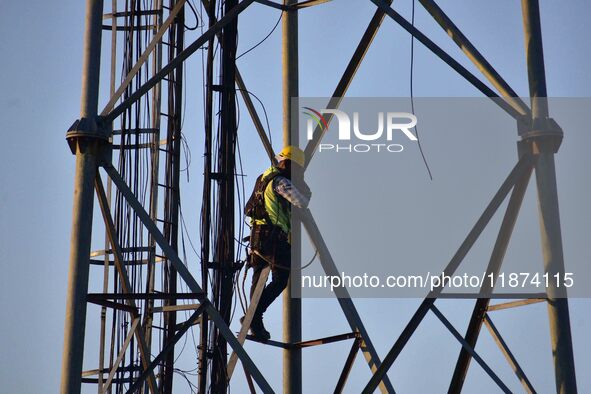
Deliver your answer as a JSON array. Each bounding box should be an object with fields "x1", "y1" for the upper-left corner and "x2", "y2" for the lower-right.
[
  {"x1": 102, "y1": 24, "x2": 157, "y2": 32},
  {"x1": 112, "y1": 142, "x2": 157, "y2": 150},
  {"x1": 103, "y1": 10, "x2": 162, "y2": 19},
  {"x1": 156, "y1": 218, "x2": 176, "y2": 225},
  {"x1": 90, "y1": 246, "x2": 154, "y2": 257},
  {"x1": 89, "y1": 257, "x2": 164, "y2": 266},
  {"x1": 112, "y1": 128, "x2": 158, "y2": 135},
  {"x1": 157, "y1": 183, "x2": 177, "y2": 190},
  {"x1": 152, "y1": 303, "x2": 201, "y2": 313}
]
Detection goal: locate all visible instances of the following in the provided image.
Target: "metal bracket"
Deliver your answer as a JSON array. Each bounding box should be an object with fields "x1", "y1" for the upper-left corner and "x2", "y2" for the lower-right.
[
  {"x1": 66, "y1": 116, "x2": 112, "y2": 163},
  {"x1": 206, "y1": 261, "x2": 244, "y2": 272},
  {"x1": 516, "y1": 115, "x2": 563, "y2": 153}
]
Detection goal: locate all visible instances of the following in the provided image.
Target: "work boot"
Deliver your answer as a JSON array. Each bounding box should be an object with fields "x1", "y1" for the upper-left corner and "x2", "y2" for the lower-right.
[
  {"x1": 241, "y1": 315, "x2": 270, "y2": 341},
  {"x1": 239, "y1": 316, "x2": 271, "y2": 341}
]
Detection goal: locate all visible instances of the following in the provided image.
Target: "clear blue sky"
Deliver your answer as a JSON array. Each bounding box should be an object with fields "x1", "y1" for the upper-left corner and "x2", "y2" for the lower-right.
[{"x1": 0, "y1": 1, "x2": 589, "y2": 393}]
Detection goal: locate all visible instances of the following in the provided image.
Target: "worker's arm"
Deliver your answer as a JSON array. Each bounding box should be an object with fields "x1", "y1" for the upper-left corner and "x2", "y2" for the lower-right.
[{"x1": 273, "y1": 176, "x2": 310, "y2": 209}]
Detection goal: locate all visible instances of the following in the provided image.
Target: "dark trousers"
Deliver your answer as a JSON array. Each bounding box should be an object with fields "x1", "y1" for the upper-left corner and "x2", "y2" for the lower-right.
[{"x1": 249, "y1": 226, "x2": 291, "y2": 319}]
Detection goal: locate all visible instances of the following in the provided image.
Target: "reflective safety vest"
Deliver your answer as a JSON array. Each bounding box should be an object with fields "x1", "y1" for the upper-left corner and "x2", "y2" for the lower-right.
[{"x1": 252, "y1": 166, "x2": 291, "y2": 235}]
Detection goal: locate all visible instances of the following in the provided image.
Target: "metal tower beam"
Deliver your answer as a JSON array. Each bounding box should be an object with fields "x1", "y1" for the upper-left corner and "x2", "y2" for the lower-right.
[
  {"x1": 304, "y1": 0, "x2": 393, "y2": 166},
  {"x1": 99, "y1": 0, "x2": 187, "y2": 117},
  {"x1": 417, "y1": 0, "x2": 530, "y2": 116},
  {"x1": 61, "y1": 0, "x2": 104, "y2": 392},
  {"x1": 430, "y1": 305, "x2": 511, "y2": 393},
  {"x1": 449, "y1": 155, "x2": 533, "y2": 392},
  {"x1": 369, "y1": 0, "x2": 522, "y2": 119},
  {"x1": 102, "y1": 0, "x2": 256, "y2": 125},
  {"x1": 95, "y1": 175, "x2": 159, "y2": 393},
  {"x1": 361, "y1": 155, "x2": 534, "y2": 394},
  {"x1": 282, "y1": 0, "x2": 302, "y2": 392},
  {"x1": 62, "y1": 0, "x2": 579, "y2": 392},
  {"x1": 300, "y1": 209, "x2": 396, "y2": 394},
  {"x1": 484, "y1": 314, "x2": 536, "y2": 393},
  {"x1": 521, "y1": 1, "x2": 577, "y2": 392},
  {"x1": 103, "y1": 163, "x2": 274, "y2": 392}
]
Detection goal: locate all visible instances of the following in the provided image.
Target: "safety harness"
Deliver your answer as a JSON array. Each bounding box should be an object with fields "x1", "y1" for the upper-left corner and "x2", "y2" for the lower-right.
[{"x1": 244, "y1": 168, "x2": 282, "y2": 225}]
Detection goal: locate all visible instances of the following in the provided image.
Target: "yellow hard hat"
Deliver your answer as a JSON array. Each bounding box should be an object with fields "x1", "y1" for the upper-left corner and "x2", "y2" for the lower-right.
[{"x1": 277, "y1": 145, "x2": 305, "y2": 167}]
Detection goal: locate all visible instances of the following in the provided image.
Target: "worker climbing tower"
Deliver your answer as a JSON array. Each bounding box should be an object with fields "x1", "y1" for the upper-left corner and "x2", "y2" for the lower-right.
[{"x1": 61, "y1": 0, "x2": 577, "y2": 393}]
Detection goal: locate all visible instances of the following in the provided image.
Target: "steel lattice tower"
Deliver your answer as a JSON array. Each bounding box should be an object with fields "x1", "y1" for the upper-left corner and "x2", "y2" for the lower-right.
[{"x1": 61, "y1": 0, "x2": 577, "y2": 393}]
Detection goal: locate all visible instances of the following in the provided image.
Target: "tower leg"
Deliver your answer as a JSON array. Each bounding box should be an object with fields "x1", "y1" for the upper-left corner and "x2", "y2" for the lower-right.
[
  {"x1": 282, "y1": 0, "x2": 302, "y2": 392},
  {"x1": 521, "y1": 1, "x2": 577, "y2": 392},
  {"x1": 60, "y1": 0, "x2": 104, "y2": 392}
]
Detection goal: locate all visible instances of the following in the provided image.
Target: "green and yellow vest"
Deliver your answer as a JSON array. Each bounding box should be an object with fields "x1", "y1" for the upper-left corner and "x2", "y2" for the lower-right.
[{"x1": 252, "y1": 166, "x2": 291, "y2": 235}]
